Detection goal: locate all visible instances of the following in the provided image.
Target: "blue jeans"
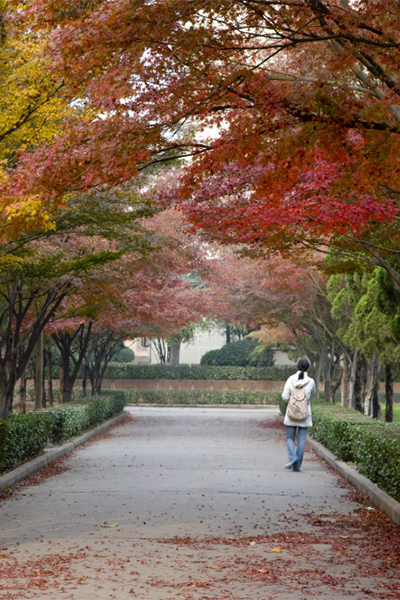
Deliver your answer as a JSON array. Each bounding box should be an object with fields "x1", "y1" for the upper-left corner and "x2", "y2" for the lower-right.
[{"x1": 286, "y1": 426, "x2": 308, "y2": 471}]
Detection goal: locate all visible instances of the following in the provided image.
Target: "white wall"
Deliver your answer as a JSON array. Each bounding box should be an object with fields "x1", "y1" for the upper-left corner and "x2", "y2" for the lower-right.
[
  {"x1": 174, "y1": 329, "x2": 226, "y2": 365},
  {"x1": 274, "y1": 350, "x2": 296, "y2": 366}
]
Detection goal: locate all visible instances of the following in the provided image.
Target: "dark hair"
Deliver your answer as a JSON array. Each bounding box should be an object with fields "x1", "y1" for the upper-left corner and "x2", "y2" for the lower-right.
[{"x1": 297, "y1": 358, "x2": 310, "y2": 380}]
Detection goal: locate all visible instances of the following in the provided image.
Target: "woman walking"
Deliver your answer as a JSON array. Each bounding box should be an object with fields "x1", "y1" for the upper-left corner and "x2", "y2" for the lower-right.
[{"x1": 282, "y1": 358, "x2": 316, "y2": 472}]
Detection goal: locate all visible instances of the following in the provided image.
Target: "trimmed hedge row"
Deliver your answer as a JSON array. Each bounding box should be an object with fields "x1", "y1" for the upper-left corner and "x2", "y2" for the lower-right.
[
  {"x1": 0, "y1": 391, "x2": 129, "y2": 473},
  {"x1": 130, "y1": 389, "x2": 281, "y2": 405},
  {"x1": 102, "y1": 363, "x2": 295, "y2": 381},
  {"x1": 0, "y1": 413, "x2": 54, "y2": 473},
  {"x1": 309, "y1": 404, "x2": 400, "y2": 502}
]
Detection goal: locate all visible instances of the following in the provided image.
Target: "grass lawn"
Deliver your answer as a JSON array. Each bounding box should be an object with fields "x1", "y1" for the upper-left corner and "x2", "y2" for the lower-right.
[{"x1": 380, "y1": 402, "x2": 400, "y2": 422}]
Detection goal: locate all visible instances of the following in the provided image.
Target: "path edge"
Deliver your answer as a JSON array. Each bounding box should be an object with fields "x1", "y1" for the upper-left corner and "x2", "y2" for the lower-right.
[
  {"x1": 0, "y1": 410, "x2": 127, "y2": 494},
  {"x1": 307, "y1": 436, "x2": 400, "y2": 527}
]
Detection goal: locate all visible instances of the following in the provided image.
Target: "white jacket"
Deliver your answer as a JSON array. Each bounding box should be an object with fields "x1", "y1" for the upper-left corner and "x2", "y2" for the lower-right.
[{"x1": 282, "y1": 372, "x2": 316, "y2": 427}]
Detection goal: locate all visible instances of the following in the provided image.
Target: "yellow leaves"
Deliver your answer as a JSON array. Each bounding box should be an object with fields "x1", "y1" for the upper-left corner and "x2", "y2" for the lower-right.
[
  {"x1": 0, "y1": 19, "x2": 71, "y2": 163},
  {"x1": 3, "y1": 194, "x2": 57, "y2": 234},
  {"x1": 0, "y1": 254, "x2": 24, "y2": 272}
]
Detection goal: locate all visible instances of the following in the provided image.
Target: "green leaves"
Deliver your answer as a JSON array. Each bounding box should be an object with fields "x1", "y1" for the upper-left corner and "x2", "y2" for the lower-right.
[
  {"x1": 130, "y1": 389, "x2": 281, "y2": 405},
  {"x1": 311, "y1": 404, "x2": 400, "y2": 501}
]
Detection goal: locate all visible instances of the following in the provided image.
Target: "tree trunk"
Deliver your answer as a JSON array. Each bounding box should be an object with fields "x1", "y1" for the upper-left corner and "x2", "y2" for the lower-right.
[
  {"x1": 341, "y1": 356, "x2": 349, "y2": 407},
  {"x1": 61, "y1": 368, "x2": 73, "y2": 403},
  {"x1": 348, "y1": 350, "x2": 359, "y2": 410},
  {"x1": 312, "y1": 358, "x2": 322, "y2": 397},
  {"x1": 0, "y1": 362, "x2": 16, "y2": 420},
  {"x1": 167, "y1": 343, "x2": 181, "y2": 366},
  {"x1": 59, "y1": 354, "x2": 65, "y2": 404},
  {"x1": 321, "y1": 354, "x2": 334, "y2": 403},
  {"x1": 42, "y1": 342, "x2": 47, "y2": 409},
  {"x1": 153, "y1": 338, "x2": 167, "y2": 363},
  {"x1": 372, "y1": 385, "x2": 380, "y2": 420},
  {"x1": 92, "y1": 371, "x2": 101, "y2": 396},
  {"x1": 34, "y1": 330, "x2": 44, "y2": 409},
  {"x1": 18, "y1": 372, "x2": 27, "y2": 414},
  {"x1": 364, "y1": 354, "x2": 380, "y2": 417},
  {"x1": 82, "y1": 355, "x2": 89, "y2": 397},
  {"x1": 46, "y1": 347, "x2": 54, "y2": 407},
  {"x1": 331, "y1": 370, "x2": 342, "y2": 404},
  {"x1": 354, "y1": 360, "x2": 363, "y2": 413},
  {"x1": 385, "y1": 364, "x2": 394, "y2": 423}
]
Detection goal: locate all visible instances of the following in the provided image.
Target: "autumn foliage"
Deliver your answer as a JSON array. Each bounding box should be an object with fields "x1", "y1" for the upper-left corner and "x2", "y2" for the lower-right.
[{"x1": 3, "y1": 0, "x2": 397, "y2": 270}]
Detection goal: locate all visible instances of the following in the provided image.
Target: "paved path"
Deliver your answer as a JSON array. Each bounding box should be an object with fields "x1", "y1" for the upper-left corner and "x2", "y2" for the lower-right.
[{"x1": 0, "y1": 407, "x2": 399, "y2": 599}]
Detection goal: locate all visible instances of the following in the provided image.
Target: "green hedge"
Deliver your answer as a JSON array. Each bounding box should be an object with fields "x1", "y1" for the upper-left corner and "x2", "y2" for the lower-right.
[
  {"x1": 102, "y1": 363, "x2": 295, "y2": 381},
  {"x1": 310, "y1": 403, "x2": 400, "y2": 502},
  {"x1": 200, "y1": 338, "x2": 274, "y2": 367},
  {"x1": 130, "y1": 389, "x2": 281, "y2": 405},
  {"x1": 0, "y1": 413, "x2": 54, "y2": 472},
  {"x1": 0, "y1": 391, "x2": 129, "y2": 473},
  {"x1": 49, "y1": 391, "x2": 129, "y2": 442}
]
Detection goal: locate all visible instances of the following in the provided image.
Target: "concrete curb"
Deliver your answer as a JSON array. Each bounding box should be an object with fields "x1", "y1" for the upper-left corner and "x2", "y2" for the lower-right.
[
  {"x1": 0, "y1": 411, "x2": 127, "y2": 494},
  {"x1": 307, "y1": 436, "x2": 400, "y2": 527}
]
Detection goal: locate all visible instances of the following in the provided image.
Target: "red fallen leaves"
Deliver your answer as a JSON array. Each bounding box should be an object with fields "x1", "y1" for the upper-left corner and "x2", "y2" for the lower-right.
[
  {"x1": 0, "y1": 550, "x2": 87, "y2": 595},
  {"x1": 0, "y1": 458, "x2": 70, "y2": 503},
  {"x1": 153, "y1": 502, "x2": 400, "y2": 596},
  {"x1": 158, "y1": 532, "x2": 324, "y2": 549}
]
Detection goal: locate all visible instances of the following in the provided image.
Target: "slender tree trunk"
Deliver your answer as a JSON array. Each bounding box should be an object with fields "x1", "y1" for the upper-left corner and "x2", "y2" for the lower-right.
[
  {"x1": 0, "y1": 362, "x2": 16, "y2": 420},
  {"x1": 372, "y1": 386, "x2": 380, "y2": 420},
  {"x1": 354, "y1": 360, "x2": 363, "y2": 413},
  {"x1": 61, "y1": 368, "x2": 73, "y2": 403},
  {"x1": 226, "y1": 324, "x2": 231, "y2": 345},
  {"x1": 46, "y1": 347, "x2": 54, "y2": 407},
  {"x1": 321, "y1": 354, "x2": 334, "y2": 403},
  {"x1": 153, "y1": 338, "x2": 167, "y2": 363},
  {"x1": 92, "y1": 371, "x2": 101, "y2": 396},
  {"x1": 42, "y1": 342, "x2": 47, "y2": 409},
  {"x1": 34, "y1": 330, "x2": 44, "y2": 410},
  {"x1": 17, "y1": 344, "x2": 27, "y2": 414},
  {"x1": 82, "y1": 355, "x2": 89, "y2": 397},
  {"x1": 59, "y1": 354, "x2": 65, "y2": 404},
  {"x1": 364, "y1": 354, "x2": 380, "y2": 417},
  {"x1": 167, "y1": 343, "x2": 181, "y2": 366},
  {"x1": 385, "y1": 364, "x2": 394, "y2": 423},
  {"x1": 18, "y1": 371, "x2": 27, "y2": 414},
  {"x1": 341, "y1": 356, "x2": 349, "y2": 407},
  {"x1": 331, "y1": 369, "x2": 342, "y2": 404},
  {"x1": 348, "y1": 350, "x2": 359, "y2": 410},
  {"x1": 313, "y1": 358, "x2": 322, "y2": 396}
]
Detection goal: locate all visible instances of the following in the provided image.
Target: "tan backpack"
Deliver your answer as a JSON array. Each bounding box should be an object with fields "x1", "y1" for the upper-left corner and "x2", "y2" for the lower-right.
[{"x1": 287, "y1": 386, "x2": 308, "y2": 420}]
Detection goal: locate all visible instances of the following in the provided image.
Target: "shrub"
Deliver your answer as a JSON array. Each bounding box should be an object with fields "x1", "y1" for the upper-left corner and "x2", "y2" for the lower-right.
[
  {"x1": 200, "y1": 338, "x2": 274, "y2": 367},
  {"x1": 0, "y1": 391, "x2": 129, "y2": 473},
  {"x1": 112, "y1": 346, "x2": 135, "y2": 363},
  {"x1": 49, "y1": 391, "x2": 129, "y2": 442},
  {"x1": 130, "y1": 389, "x2": 281, "y2": 405},
  {"x1": 248, "y1": 343, "x2": 275, "y2": 367},
  {"x1": 0, "y1": 412, "x2": 54, "y2": 472},
  {"x1": 309, "y1": 403, "x2": 400, "y2": 502},
  {"x1": 199, "y1": 349, "x2": 219, "y2": 366},
  {"x1": 102, "y1": 363, "x2": 294, "y2": 381},
  {"x1": 350, "y1": 425, "x2": 400, "y2": 501}
]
